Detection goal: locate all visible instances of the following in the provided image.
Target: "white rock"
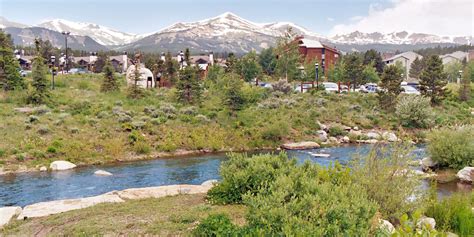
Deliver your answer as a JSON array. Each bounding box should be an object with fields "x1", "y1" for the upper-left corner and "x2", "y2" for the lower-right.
[
  {"x1": 417, "y1": 216, "x2": 436, "y2": 230},
  {"x1": 357, "y1": 139, "x2": 378, "y2": 144},
  {"x1": 341, "y1": 136, "x2": 350, "y2": 143},
  {"x1": 421, "y1": 157, "x2": 438, "y2": 171},
  {"x1": 317, "y1": 121, "x2": 328, "y2": 131},
  {"x1": 281, "y1": 141, "x2": 320, "y2": 150},
  {"x1": 349, "y1": 130, "x2": 362, "y2": 137},
  {"x1": 201, "y1": 179, "x2": 218, "y2": 187},
  {"x1": 329, "y1": 137, "x2": 339, "y2": 143},
  {"x1": 316, "y1": 130, "x2": 328, "y2": 142},
  {"x1": 353, "y1": 126, "x2": 359, "y2": 131},
  {"x1": 50, "y1": 161, "x2": 76, "y2": 171},
  {"x1": 379, "y1": 219, "x2": 395, "y2": 234},
  {"x1": 112, "y1": 184, "x2": 211, "y2": 200},
  {"x1": 382, "y1": 132, "x2": 398, "y2": 142},
  {"x1": 18, "y1": 193, "x2": 124, "y2": 219},
  {"x1": 456, "y1": 167, "x2": 474, "y2": 183},
  {"x1": 39, "y1": 166, "x2": 47, "y2": 172},
  {"x1": 0, "y1": 206, "x2": 21, "y2": 227},
  {"x1": 310, "y1": 153, "x2": 331, "y2": 158},
  {"x1": 94, "y1": 170, "x2": 113, "y2": 176},
  {"x1": 366, "y1": 132, "x2": 381, "y2": 140}
]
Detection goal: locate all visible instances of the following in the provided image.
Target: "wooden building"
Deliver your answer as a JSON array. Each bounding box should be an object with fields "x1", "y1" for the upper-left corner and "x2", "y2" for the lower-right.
[{"x1": 296, "y1": 37, "x2": 340, "y2": 74}]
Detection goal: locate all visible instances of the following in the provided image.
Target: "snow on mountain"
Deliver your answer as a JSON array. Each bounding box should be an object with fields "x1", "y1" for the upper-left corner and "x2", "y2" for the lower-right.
[
  {"x1": 0, "y1": 16, "x2": 28, "y2": 29},
  {"x1": 37, "y1": 19, "x2": 143, "y2": 45},
  {"x1": 330, "y1": 31, "x2": 473, "y2": 45}
]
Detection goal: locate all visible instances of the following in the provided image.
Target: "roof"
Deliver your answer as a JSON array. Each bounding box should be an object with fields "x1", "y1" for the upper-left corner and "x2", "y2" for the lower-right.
[
  {"x1": 298, "y1": 38, "x2": 324, "y2": 48},
  {"x1": 441, "y1": 51, "x2": 468, "y2": 60},
  {"x1": 385, "y1": 51, "x2": 422, "y2": 62}
]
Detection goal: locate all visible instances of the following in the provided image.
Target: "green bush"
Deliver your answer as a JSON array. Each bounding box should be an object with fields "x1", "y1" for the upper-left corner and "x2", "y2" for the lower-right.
[
  {"x1": 260, "y1": 121, "x2": 289, "y2": 142},
  {"x1": 425, "y1": 192, "x2": 474, "y2": 236},
  {"x1": 193, "y1": 214, "x2": 239, "y2": 237},
  {"x1": 328, "y1": 125, "x2": 348, "y2": 137},
  {"x1": 427, "y1": 126, "x2": 474, "y2": 169},
  {"x1": 395, "y1": 95, "x2": 434, "y2": 128},
  {"x1": 393, "y1": 211, "x2": 440, "y2": 236}
]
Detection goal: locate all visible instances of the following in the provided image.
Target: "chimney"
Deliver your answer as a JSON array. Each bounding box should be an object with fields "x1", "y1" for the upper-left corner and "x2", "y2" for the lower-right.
[
  {"x1": 209, "y1": 51, "x2": 214, "y2": 65},
  {"x1": 122, "y1": 51, "x2": 128, "y2": 73}
]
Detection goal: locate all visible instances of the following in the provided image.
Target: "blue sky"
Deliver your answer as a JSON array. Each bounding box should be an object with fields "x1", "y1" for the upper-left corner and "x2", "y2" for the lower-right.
[{"x1": 1, "y1": 0, "x2": 472, "y2": 36}]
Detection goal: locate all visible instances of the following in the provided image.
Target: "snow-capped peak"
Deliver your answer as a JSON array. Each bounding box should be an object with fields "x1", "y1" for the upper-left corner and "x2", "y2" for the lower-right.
[{"x1": 37, "y1": 19, "x2": 143, "y2": 45}]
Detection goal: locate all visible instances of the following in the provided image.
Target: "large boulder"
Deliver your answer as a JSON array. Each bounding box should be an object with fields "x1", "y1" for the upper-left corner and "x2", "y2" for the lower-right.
[
  {"x1": 382, "y1": 132, "x2": 398, "y2": 142},
  {"x1": 421, "y1": 157, "x2": 438, "y2": 171},
  {"x1": 0, "y1": 206, "x2": 21, "y2": 227},
  {"x1": 316, "y1": 130, "x2": 328, "y2": 142},
  {"x1": 18, "y1": 193, "x2": 124, "y2": 219},
  {"x1": 379, "y1": 219, "x2": 395, "y2": 234},
  {"x1": 281, "y1": 141, "x2": 320, "y2": 150},
  {"x1": 456, "y1": 167, "x2": 474, "y2": 183},
  {"x1": 417, "y1": 216, "x2": 436, "y2": 230},
  {"x1": 94, "y1": 170, "x2": 113, "y2": 176},
  {"x1": 50, "y1": 161, "x2": 76, "y2": 171},
  {"x1": 366, "y1": 132, "x2": 381, "y2": 140}
]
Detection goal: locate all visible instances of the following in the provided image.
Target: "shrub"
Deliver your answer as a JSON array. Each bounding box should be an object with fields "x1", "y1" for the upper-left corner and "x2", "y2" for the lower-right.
[
  {"x1": 427, "y1": 126, "x2": 474, "y2": 169},
  {"x1": 133, "y1": 141, "x2": 151, "y2": 155},
  {"x1": 328, "y1": 125, "x2": 348, "y2": 137},
  {"x1": 395, "y1": 95, "x2": 434, "y2": 128},
  {"x1": 260, "y1": 121, "x2": 289, "y2": 142},
  {"x1": 394, "y1": 211, "x2": 440, "y2": 236},
  {"x1": 37, "y1": 126, "x2": 50, "y2": 135},
  {"x1": 69, "y1": 100, "x2": 93, "y2": 115},
  {"x1": 271, "y1": 79, "x2": 292, "y2": 94},
  {"x1": 193, "y1": 214, "x2": 239, "y2": 237},
  {"x1": 351, "y1": 143, "x2": 423, "y2": 221},
  {"x1": 425, "y1": 192, "x2": 474, "y2": 236}
]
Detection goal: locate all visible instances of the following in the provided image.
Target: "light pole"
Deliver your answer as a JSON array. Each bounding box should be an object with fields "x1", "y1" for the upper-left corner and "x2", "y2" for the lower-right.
[
  {"x1": 458, "y1": 70, "x2": 463, "y2": 84},
  {"x1": 50, "y1": 56, "x2": 56, "y2": 89},
  {"x1": 179, "y1": 51, "x2": 184, "y2": 69},
  {"x1": 62, "y1": 31, "x2": 70, "y2": 72},
  {"x1": 315, "y1": 63, "x2": 319, "y2": 89}
]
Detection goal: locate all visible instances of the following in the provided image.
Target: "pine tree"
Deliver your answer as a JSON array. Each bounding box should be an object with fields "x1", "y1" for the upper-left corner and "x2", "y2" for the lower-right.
[
  {"x1": 419, "y1": 55, "x2": 448, "y2": 105},
  {"x1": 342, "y1": 53, "x2": 364, "y2": 90},
  {"x1": 225, "y1": 52, "x2": 237, "y2": 73},
  {"x1": 222, "y1": 73, "x2": 245, "y2": 114},
  {"x1": 275, "y1": 28, "x2": 301, "y2": 81},
  {"x1": 237, "y1": 51, "x2": 262, "y2": 82},
  {"x1": 409, "y1": 57, "x2": 424, "y2": 79},
  {"x1": 459, "y1": 61, "x2": 473, "y2": 101},
  {"x1": 378, "y1": 65, "x2": 403, "y2": 110},
  {"x1": 259, "y1": 47, "x2": 276, "y2": 75},
  {"x1": 165, "y1": 52, "x2": 178, "y2": 84},
  {"x1": 184, "y1": 48, "x2": 191, "y2": 66},
  {"x1": 363, "y1": 49, "x2": 385, "y2": 74},
  {"x1": 127, "y1": 62, "x2": 144, "y2": 99},
  {"x1": 176, "y1": 66, "x2": 202, "y2": 104},
  {"x1": 100, "y1": 59, "x2": 119, "y2": 92},
  {"x1": 0, "y1": 30, "x2": 25, "y2": 90},
  {"x1": 28, "y1": 39, "x2": 50, "y2": 104}
]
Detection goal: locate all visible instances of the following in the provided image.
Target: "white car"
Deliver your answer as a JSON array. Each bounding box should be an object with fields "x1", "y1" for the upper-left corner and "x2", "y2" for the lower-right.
[
  {"x1": 322, "y1": 82, "x2": 339, "y2": 93},
  {"x1": 401, "y1": 85, "x2": 420, "y2": 95}
]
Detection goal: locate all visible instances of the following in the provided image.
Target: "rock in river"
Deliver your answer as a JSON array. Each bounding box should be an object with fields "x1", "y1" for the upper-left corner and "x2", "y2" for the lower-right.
[
  {"x1": 94, "y1": 170, "x2": 113, "y2": 176},
  {"x1": 0, "y1": 206, "x2": 22, "y2": 227},
  {"x1": 50, "y1": 161, "x2": 77, "y2": 171},
  {"x1": 456, "y1": 167, "x2": 474, "y2": 183},
  {"x1": 281, "y1": 141, "x2": 320, "y2": 150}
]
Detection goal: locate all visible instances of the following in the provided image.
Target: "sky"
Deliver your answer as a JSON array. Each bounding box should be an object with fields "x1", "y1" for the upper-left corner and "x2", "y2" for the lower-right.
[{"x1": 1, "y1": 0, "x2": 472, "y2": 36}]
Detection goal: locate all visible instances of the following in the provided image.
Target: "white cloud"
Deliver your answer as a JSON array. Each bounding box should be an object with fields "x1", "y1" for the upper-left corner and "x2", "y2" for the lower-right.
[
  {"x1": 329, "y1": 0, "x2": 473, "y2": 36},
  {"x1": 327, "y1": 17, "x2": 335, "y2": 22}
]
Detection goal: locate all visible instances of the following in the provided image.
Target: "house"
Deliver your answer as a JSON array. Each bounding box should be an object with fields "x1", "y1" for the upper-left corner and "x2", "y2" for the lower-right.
[
  {"x1": 384, "y1": 51, "x2": 423, "y2": 82},
  {"x1": 109, "y1": 55, "x2": 131, "y2": 73},
  {"x1": 17, "y1": 55, "x2": 34, "y2": 70},
  {"x1": 125, "y1": 63, "x2": 155, "y2": 88},
  {"x1": 70, "y1": 53, "x2": 129, "y2": 73},
  {"x1": 173, "y1": 52, "x2": 215, "y2": 71},
  {"x1": 440, "y1": 51, "x2": 468, "y2": 64},
  {"x1": 468, "y1": 50, "x2": 474, "y2": 62},
  {"x1": 296, "y1": 36, "x2": 340, "y2": 75}
]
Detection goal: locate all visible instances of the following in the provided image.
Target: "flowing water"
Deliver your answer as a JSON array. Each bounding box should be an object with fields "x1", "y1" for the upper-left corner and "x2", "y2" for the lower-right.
[{"x1": 0, "y1": 144, "x2": 470, "y2": 207}]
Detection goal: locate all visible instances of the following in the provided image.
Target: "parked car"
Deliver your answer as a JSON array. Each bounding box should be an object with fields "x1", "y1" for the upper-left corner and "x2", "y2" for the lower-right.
[
  {"x1": 360, "y1": 83, "x2": 379, "y2": 93},
  {"x1": 339, "y1": 85, "x2": 349, "y2": 93},
  {"x1": 401, "y1": 85, "x2": 420, "y2": 95},
  {"x1": 68, "y1": 68, "x2": 89, "y2": 75},
  {"x1": 322, "y1": 82, "x2": 339, "y2": 93},
  {"x1": 294, "y1": 84, "x2": 313, "y2": 93}
]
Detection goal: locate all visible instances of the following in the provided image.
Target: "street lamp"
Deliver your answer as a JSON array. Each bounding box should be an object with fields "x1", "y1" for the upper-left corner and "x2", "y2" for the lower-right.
[
  {"x1": 458, "y1": 70, "x2": 463, "y2": 84},
  {"x1": 50, "y1": 56, "x2": 56, "y2": 89},
  {"x1": 179, "y1": 51, "x2": 184, "y2": 69},
  {"x1": 62, "y1": 31, "x2": 70, "y2": 72},
  {"x1": 315, "y1": 63, "x2": 319, "y2": 89}
]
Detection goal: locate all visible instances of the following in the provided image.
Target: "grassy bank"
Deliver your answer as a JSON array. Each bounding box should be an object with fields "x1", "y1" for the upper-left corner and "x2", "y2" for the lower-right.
[
  {"x1": 0, "y1": 74, "x2": 472, "y2": 171},
  {"x1": 2, "y1": 193, "x2": 246, "y2": 236}
]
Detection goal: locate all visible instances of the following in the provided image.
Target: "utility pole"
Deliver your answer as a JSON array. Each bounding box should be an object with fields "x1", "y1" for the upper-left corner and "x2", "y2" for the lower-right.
[{"x1": 62, "y1": 31, "x2": 70, "y2": 72}]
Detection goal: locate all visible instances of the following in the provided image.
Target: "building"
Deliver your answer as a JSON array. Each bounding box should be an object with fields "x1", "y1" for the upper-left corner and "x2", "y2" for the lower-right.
[
  {"x1": 468, "y1": 50, "x2": 474, "y2": 62},
  {"x1": 440, "y1": 51, "x2": 468, "y2": 65},
  {"x1": 125, "y1": 63, "x2": 155, "y2": 88},
  {"x1": 173, "y1": 52, "x2": 215, "y2": 71},
  {"x1": 71, "y1": 53, "x2": 130, "y2": 73},
  {"x1": 296, "y1": 37, "x2": 340, "y2": 75},
  {"x1": 384, "y1": 51, "x2": 423, "y2": 82}
]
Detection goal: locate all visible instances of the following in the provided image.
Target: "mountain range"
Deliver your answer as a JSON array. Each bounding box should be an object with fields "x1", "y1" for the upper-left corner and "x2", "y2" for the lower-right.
[{"x1": 1, "y1": 13, "x2": 472, "y2": 53}]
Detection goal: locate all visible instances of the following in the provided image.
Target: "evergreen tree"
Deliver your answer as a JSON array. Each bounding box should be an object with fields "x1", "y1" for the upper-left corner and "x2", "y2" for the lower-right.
[
  {"x1": 419, "y1": 55, "x2": 448, "y2": 105},
  {"x1": 259, "y1": 47, "x2": 276, "y2": 75},
  {"x1": 459, "y1": 62, "x2": 473, "y2": 101},
  {"x1": 176, "y1": 66, "x2": 202, "y2": 104},
  {"x1": 127, "y1": 62, "x2": 144, "y2": 99},
  {"x1": 165, "y1": 52, "x2": 178, "y2": 84},
  {"x1": 28, "y1": 39, "x2": 50, "y2": 104},
  {"x1": 0, "y1": 30, "x2": 25, "y2": 90},
  {"x1": 378, "y1": 65, "x2": 403, "y2": 110},
  {"x1": 222, "y1": 73, "x2": 245, "y2": 115},
  {"x1": 237, "y1": 51, "x2": 262, "y2": 82},
  {"x1": 100, "y1": 59, "x2": 119, "y2": 92},
  {"x1": 363, "y1": 49, "x2": 385, "y2": 74},
  {"x1": 225, "y1": 52, "x2": 237, "y2": 73},
  {"x1": 342, "y1": 53, "x2": 364, "y2": 90},
  {"x1": 184, "y1": 48, "x2": 191, "y2": 66},
  {"x1": 275, "y1": 28, "x2": 301, "y2": 81},
  {"x1": 409, "y1": 57, "x2": 424, "y2": 79}
]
